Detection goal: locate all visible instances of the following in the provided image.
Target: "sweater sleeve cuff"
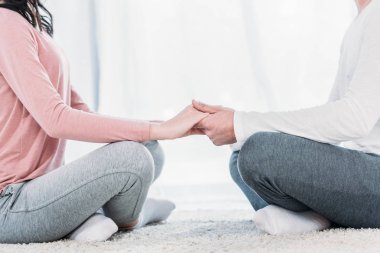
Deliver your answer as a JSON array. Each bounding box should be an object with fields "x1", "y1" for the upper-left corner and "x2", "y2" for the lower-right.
[{"x1": 139, "y1": 121, "x2": 151, "y2": 142}]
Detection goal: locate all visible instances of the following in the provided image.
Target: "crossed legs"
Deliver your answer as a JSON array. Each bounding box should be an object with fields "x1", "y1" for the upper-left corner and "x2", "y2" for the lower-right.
[{"x1": 230, "y1": 132, "x2": 380, "y2": 233}]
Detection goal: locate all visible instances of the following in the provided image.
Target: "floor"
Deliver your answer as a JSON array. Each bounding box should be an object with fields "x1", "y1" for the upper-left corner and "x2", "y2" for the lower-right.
[{"x1": 2, "y1": 210, "x2": 380, "y2": 253}]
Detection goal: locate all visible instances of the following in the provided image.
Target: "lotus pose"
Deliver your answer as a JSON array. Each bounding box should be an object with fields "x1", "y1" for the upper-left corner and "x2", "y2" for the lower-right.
[
  {"x1": 192, "y1": 0, "x2": 380, "y2": 235},
  {"x1": 0, "y1": 0, "x2": 208, "y2": 243}
]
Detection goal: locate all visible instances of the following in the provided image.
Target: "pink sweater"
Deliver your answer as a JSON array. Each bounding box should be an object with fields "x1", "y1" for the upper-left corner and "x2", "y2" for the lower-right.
[{"x1": 0, "y1": 9, "x2": 150, "y2": 191}]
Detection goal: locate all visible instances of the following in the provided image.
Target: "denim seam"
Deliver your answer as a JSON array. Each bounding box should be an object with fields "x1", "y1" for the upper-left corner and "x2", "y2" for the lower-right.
[{"x1": 8, "y1": 170, "x2": 144, "y2": 214}]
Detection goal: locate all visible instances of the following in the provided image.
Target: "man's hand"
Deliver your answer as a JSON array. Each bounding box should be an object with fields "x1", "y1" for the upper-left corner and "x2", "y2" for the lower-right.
[
  {"x1": 192, "y1": 100, "x2": 237, "y2": 146},
  {"x1": 149, "y1": 106, "x2": 208, "y2": 140}
]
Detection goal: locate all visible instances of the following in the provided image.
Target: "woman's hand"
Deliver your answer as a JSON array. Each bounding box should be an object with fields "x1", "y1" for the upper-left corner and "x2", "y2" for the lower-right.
[{"x1": 149, "y1": 106, "x2": 209, "y2": 140}]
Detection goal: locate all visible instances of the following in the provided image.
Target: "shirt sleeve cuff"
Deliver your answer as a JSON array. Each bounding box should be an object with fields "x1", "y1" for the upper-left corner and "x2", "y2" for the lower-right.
[
  {"x1": 230, "y1": 142, "x2": 244, "y2": 151},
  {"x1": 234, "y1": 111, "x2": 248, "y2": 143},
  {"x1": 230, "y1": 111, "x2": 248, "y2": 151}
]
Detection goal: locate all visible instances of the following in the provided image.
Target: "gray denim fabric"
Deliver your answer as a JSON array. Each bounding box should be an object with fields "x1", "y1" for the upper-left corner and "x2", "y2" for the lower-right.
[{"x1": 230, "y1": 132, "x2": 380, "y2": 228}]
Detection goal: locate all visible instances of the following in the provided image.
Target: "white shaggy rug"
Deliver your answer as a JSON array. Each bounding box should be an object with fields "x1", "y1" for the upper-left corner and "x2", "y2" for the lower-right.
[{"x1": 1, "y1": 210, "x2": 380, "y2": 253}]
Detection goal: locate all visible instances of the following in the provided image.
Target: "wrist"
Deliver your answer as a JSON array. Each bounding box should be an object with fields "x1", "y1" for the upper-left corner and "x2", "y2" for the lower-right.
[
  {"x1": 149, "y1": 122, "x2": 164, "y2": 140},
  {"x1": 230, "y1": 111, "x2": 237, "y2": 143}
]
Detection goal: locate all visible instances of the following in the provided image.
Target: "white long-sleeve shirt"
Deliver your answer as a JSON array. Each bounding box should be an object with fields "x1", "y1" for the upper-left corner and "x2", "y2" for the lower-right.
[{"x1": 233, "y1": 0, "x2": 380, "y2": 154}]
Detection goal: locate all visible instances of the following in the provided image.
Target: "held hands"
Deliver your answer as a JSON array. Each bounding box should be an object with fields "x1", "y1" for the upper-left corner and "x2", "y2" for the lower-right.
[
  {"x1": 149, "y1": 101, "x2": 237, "y2": 146},
  {"x1": 149, "y1": 106, "x2": 209, "y2": 140},
  {"x1": 192, "y1": 100, "x2": 237, "y2": 146}
]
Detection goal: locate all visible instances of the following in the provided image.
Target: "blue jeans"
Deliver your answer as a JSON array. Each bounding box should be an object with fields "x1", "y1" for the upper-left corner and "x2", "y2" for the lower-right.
[
  {"x1": 229, "y1": 132, "x2": 380, "y2": 228},
  {"x1": 230, "y1": 151, "x2": 268, "y2": 210}
]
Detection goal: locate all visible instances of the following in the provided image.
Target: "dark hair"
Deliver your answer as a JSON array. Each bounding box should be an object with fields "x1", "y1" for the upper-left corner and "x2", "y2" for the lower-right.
[{"x1": 0, "y1": 0, "x2": 53, "y2": 36}]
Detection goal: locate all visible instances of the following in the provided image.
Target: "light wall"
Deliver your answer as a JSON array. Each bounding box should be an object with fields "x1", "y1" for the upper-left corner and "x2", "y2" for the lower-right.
[{"x1": 46, "y1": 0, "x2": 356, "y2": 187}]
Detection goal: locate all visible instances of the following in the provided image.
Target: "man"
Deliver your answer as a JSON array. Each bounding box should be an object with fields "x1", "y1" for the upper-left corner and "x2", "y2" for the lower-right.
[{"x1": 192, "y1": 0, "x2": 380, "y2": 234}]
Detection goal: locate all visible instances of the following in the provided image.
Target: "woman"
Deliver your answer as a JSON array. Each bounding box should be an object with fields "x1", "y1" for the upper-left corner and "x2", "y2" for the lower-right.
[
  {"x1": 192, "y1": 0, "x2": 380, "y2": 235},
  {"x1": 0, "y1": 0, "x2": 208, "y2": 244}
]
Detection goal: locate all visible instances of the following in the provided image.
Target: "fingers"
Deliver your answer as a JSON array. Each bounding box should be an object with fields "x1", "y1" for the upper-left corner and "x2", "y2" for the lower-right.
[
  {"x1": 192, "y1": 99, "x2": 222, "y2": 114},
  {"x1": 194, "y1": 112, "x2": 210, "y2": 127},
  {"x1": 203, "y1": 133, "x2": 221, "y2": 146},
  {"x1": 183, "y1": 106, "x2": 209, "y2": 126},
  {"x1": 189, "y1": 128, "x2": 206, "y2": 136},
  {"x1": 188, "y1": 105, "x2": 209, "y2": 118},
  {"x1": 194, "y1": 117, "x2": 207, "y2": 129},
  {"x1": 191, "y1": 107, "x2": 210, "y2": 126},
  {"x1": 195, "y1": 122, "x2": 221, "y2": 146}
]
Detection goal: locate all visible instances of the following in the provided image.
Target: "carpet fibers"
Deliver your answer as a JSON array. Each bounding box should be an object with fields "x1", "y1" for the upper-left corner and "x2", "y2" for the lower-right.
[{"x1": 1, "y1": 210, "x2": 380, "y2": 253}]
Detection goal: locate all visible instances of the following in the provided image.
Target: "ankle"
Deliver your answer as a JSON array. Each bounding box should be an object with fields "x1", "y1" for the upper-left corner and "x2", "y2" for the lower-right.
[{"x1": 119, "y1": 219, "x2": 139, "y2": 230}]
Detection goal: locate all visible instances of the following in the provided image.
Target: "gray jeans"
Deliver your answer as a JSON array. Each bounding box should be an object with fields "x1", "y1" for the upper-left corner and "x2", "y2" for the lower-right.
[
  {"x1": 230, "y1": 132, "x2": 380, "y2": 228},
  {"x1": 0, "y1": 141, "x2": 164, "y2": 244}
]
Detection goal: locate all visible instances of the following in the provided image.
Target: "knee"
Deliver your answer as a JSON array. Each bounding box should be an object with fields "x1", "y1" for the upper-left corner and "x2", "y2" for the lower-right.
[
  {"x1": 237, "y1": 132, "x2": 285, "y2": 183},
  {"x1": 229, "y1": 151, "x2": 241, "y2": 184},
  {"x1": 143, "y1": 141, "x2": 165, "y2": 179},
  {"x1": 104, "y1": 141, "x2": 155, "y2": 185}
]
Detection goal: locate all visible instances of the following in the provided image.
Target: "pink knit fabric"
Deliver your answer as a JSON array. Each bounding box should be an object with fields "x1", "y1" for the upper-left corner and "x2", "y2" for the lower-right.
[{"x1": 0, "y1": 9, "x2": 150, "y2": 191}]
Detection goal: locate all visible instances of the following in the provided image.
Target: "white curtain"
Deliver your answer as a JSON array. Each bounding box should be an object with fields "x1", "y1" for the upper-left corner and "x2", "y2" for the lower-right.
[
  {"x1": 45, "y1": 0, "x2": 98, "y2": 108},
  {"x1": 95, "y1": 0, "x2": 356, "y2": 116},
  {"x1": 46, "y1": 0, "x2": 356, "y2": 187}
]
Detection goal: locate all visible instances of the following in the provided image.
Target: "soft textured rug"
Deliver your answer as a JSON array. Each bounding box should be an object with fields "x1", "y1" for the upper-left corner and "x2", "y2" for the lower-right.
[{"x1": 1, "y1": 210, "x2": 380, "y2": 253}]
